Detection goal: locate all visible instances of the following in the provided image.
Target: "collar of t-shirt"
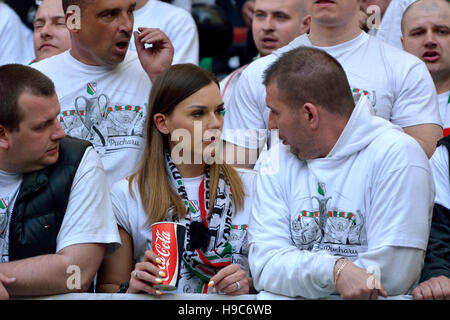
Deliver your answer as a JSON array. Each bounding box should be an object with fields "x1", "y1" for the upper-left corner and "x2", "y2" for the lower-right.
[
  {"x1": 278, "y1": 31, "x2": 368, "y2": 59},
  {"x1": 306, "y1": 31, "x2": 367, "y2": 54},
  {"x1": 64, "y1": 50, "x2": 121, "y2": 74},
  {"x1": 0, "y1": 169, "x2": 22, "y2": 215},
  {"x1": 182, "y1": 175, "x2": 204, "y2": 205}
]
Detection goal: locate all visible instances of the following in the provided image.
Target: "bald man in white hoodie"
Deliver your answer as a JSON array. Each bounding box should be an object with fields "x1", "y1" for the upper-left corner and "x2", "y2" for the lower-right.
[{"x1": 248, "y1": 46, "x2": 434, "y2": 300}]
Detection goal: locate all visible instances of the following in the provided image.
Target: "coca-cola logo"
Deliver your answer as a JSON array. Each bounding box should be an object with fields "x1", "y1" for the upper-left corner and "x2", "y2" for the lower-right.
[
  {"x1": 154, "y1": 230, "x2": 171, "y2": 281},
  {"x1": 154, "y1": 230, "x2": 171, "y2": 257}
]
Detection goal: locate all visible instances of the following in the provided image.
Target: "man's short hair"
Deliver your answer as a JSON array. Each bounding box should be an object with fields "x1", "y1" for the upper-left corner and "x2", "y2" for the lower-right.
[
  {"x1": 263, "y1": 46, "x2": 355, "y2": 117},
  {"x1": 401, "y1": 0, "x2": 450, "y2": 35},
  {"x1": 62, "y1": 0, "x2": 93, "y2": 13},
  {"x1": 0, "y1": 64, "x2": 55, "y2": 132}
]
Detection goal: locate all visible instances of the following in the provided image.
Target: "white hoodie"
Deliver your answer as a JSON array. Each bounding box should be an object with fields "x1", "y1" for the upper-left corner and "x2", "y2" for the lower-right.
[{"x1": 249, "y1": 95, "x2": 435, "y2": 299}]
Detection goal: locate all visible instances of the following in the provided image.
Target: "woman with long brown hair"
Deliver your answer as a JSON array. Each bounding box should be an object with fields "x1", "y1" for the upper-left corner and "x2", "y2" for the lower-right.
[{"x1": 97, "y1": 64, "x2": 256, "y2": 296}]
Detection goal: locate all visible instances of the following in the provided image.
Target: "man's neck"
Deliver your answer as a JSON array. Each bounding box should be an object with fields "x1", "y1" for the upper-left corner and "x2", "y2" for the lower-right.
[
  {"x1": 308, "y1": 18, "x2": 362, "y2": 47},
  {"x1": 135, "y1": 0, "x2": 149, "y2": 11},
  {"x1": 434, "y1": 76, "x2": 450, "y2": 95}
]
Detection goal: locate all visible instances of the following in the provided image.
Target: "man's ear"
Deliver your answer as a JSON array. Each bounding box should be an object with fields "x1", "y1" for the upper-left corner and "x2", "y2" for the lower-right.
[
  {"x1": 0, "y1": 125, "x2": 10, "y2": 150},
  {"x1": 301, "y1": 15, "x2": 311, "y2": 34},
  {"x1": 301, "y1": 102, "x2": 320, "y2": 130},
  {"x1": 400, "y1": 36, "x2": 406, "y2": 50},
  {"x1": 153, "y1": 113, "x2": 169, "y2": 135}
]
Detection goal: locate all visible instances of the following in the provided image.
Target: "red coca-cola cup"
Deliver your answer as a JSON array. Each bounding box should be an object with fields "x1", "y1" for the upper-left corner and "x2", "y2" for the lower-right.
[{"x1": 151, "y1": 222, "x2": 186, "y2": 290}]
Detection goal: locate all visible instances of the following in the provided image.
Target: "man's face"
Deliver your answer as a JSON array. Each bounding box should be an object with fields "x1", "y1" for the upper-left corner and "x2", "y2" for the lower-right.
[
  {"x1": 305, "y1": 0, "x2": 360, "y2": 27},
  {"x1": 252, "y1": 0, "x2": 308, "y2": 57},
  {"x1": 6, "y1": 92, "x2": 66, "y2": 173},
  {"x1": 402, "y1": 4, "x2": 450, "y2": 80},
  {"x1": 33, "y1": 0, "x2": 71, "y2": 61},
  {"x1": 266, "y1": 83, "x2": 315, "y2": 160},
  {"x1": 72, "y1": 0, "x2": 136, "y2": 66}
]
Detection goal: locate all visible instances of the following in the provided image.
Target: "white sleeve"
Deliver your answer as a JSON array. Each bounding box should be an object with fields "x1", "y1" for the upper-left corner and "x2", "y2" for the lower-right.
[
  {"x1": 352, "y1": 246, "x2": 425, "y2": 295},
  {"x1": 56, "y1": 147, "x2": 121, "y2": 255},
  {"x1": 248, "y1": 162, "x2": 339, "y2": 299},
  {"x1": 169, "y1": 13, "x2": 199, "y2": 65},
  {"x1": 366, "y1": 164, "x2": 434, "y2": 251},
  {"x1": 110, "y1": 179, "x2": 135, "y2": 235},
  {"x1": 222, "y1": 59, "x2": 270, "y2": 150},
  {"x1": 430, "y1": 145, "x2": 450, "y2": 209},
  {"x1": 0, "y1": 4, "x2": 34, "y2": 65},
  {"x1": 170, "y1": 0, "x2": 191, "y2": 11},
  {"x1": 391, "y1": 60, "x2": 442, "y2": 128}
]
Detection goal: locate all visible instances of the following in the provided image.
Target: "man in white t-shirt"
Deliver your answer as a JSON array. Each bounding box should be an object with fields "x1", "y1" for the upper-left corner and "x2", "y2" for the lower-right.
[
  {"x1": 129, "y1": 0, "x2": 199, "y2": 65},
  {"x1": 32, "y1": 0, "x2": 71, "y2": 63},
  {"x1": 401, "y1": 0, "x2": 450, "y2": 137},
  {"x1": 360, "y1": 0, "x2": 416, "y2": 49},
  {"x1": 0, "y1": 1, "x2": 34, "y2": 66},
  {"x1": 223, "y1": 0, "x2": 442, "y2": 164},
  {"x1": 0, "y1": 64, "x2": 120, "y2": 300},
  {"x1": 33, "y1": 0, "x2": 174, "y2": 185},
  {"x1": 249, "y1": 46, "x2": 434, "y2": 300}
]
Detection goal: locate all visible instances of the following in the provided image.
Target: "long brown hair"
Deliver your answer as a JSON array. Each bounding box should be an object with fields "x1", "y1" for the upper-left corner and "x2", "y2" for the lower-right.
[{"x1": 129, "y1": 64, "x2": 244, "y2": 226}]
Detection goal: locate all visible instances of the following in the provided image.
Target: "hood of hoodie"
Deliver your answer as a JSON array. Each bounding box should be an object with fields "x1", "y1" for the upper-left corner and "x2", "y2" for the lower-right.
[{"x1": 312, "y1": 93, "x2": 403, "y2": 164}]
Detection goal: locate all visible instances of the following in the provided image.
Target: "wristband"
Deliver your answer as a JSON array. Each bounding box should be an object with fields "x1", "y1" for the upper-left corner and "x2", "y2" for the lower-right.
[{"x1": 334, "y1": 258, "x2": 349, "y2": 288}]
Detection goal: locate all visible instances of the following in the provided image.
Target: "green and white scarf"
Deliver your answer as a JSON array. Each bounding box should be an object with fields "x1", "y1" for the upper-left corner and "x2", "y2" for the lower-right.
[{"x1": 164, "y1": 149, "x2": 234, "y2": 293}]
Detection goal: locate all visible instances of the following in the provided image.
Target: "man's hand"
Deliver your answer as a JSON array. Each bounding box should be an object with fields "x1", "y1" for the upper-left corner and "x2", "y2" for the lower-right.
[
  {"x1": 413, "y1": 276, "x2": 450, "y2": 300},
  {"x1": 134, "y1": 28, "x2": 174, "y2": 83},
  {"x1": 334, "y1": 259, "x2": 388, "y2": 300},
  {"x1": 0, "y1": 273, "x2": 16, "y2": 300},
  {"x1": 241, "y1": 0, "x2": 255, "y2": 28},
  {"x1": 208, "y1": 264, "x2": 251, "y2": 296}
]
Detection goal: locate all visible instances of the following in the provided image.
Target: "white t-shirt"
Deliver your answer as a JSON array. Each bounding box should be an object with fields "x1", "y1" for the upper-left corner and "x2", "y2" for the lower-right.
[
  {"x1": 0, "y1": 2, "x2": 34, "y2": 66},
  {"x1": 219, "y1": 64, "x2": 249, "y2": 111},
  {"x1": 438, "y1": 91, "x2": 450, "y2": 136},
  {"x1": 430, "y1": 144, "x2": 450, "y2": 210},
  {"x1": 32, "y1": 50, "x2": 151, "y2": 185},
  {"x1": 0, "y1": 147, "x2": 121, "y2": 263},
  {"x1": 0, "y1": 170, "x2": 21, "y2": 263},
  {"x1": 223, "y1": 32, "x2": 441, "y2": 149},
  {"x1": 171, "y1": 0, "x2": 192, "y2": 11},
  {"x1": 182, "y1": 175, "x2": 203, "y2": 209},
  {"x1": 111, "y1": 167, "x2": 256, "y2": 294},
  {"x1": 130, "y1": 0, "x2": 199, "y2": 65},
  {"x1": 368, "y1": 0, "x2": 417, "y2": 49},
  {"x1": 249, "y1": 95, "x2": 434, "y2": 298}
]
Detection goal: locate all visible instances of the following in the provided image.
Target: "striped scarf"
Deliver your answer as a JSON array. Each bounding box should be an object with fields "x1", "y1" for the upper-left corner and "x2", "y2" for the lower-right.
[{"x1": 164, "y1": 149, "x2": 234, "y2": 293}]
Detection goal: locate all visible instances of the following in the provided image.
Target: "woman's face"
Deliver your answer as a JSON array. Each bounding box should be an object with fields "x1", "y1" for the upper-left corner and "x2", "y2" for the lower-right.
[{"x1": 156, "y1": 82, "x2": 225, "y2": 164}]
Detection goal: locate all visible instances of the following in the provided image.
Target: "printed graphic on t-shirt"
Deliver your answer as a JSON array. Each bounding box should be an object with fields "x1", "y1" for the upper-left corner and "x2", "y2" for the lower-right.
[
  {"x1": 0, "y1": 198, "x2": 8, "y2": 237},
  {"x1": 59, "y1": 82, "x2": 147, "y2": 156},
  {"x1": 0, "y1": 197, "x2": 10, "y2": 263},
  {"x1": 230, "y1": 224, "x2": 250, "y2": 276},
  {"x1": 291, "y1": 182, "x2": 367, "y2": 258},
  {"x1": 352, "y1": 88, "x2": 376, "y2": 107}
]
